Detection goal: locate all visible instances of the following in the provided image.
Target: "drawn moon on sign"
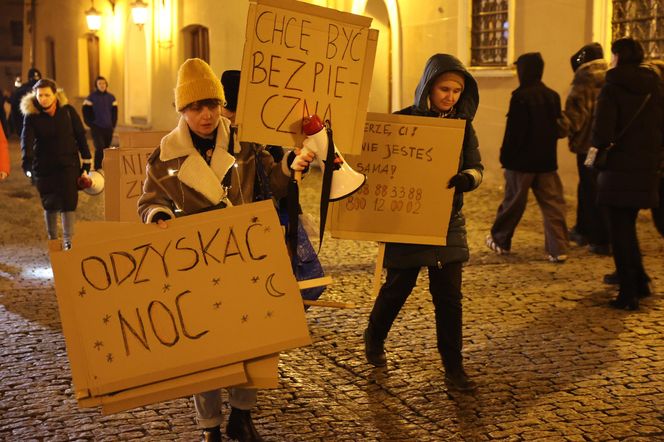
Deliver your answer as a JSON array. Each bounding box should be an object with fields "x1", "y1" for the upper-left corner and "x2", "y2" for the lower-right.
[{"x1": 265, "y1": 273, "x2": 286, "y2": 297}]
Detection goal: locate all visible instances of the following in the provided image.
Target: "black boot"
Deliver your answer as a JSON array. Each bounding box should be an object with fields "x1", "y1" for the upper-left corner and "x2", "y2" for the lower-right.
[
  {"x1": 200, "y1": 426, "x2": 221, "y2": 442},
  {"x1": 226, "y1": 407, "x2": 264, "y2": 442},
  {"x1": 363, "y1": 328, "x2": 387, "y2": 367},
  {"x1": 608, "y1": 296, "x2": 638, "y2": 311},
  {"x1": 444, "y1": 365, "x2": 477, "y2": 392},
  {"x1": 603, "y1": 271, "x2": 620, "y2": 285}
]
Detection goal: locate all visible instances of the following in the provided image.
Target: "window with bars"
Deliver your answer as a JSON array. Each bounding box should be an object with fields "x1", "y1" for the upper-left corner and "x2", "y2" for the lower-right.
[
  {"x1": 612, "y1": 0, "x2": 663, "y2": 59},
  {"x1": 471, "y1": 0, "x2": 510, "y2": 67}
]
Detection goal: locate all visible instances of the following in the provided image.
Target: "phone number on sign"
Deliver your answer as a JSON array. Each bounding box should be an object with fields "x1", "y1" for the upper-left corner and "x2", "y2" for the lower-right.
[{"x1": 344, "y1": 184, "x2": 423, "y2": 214}]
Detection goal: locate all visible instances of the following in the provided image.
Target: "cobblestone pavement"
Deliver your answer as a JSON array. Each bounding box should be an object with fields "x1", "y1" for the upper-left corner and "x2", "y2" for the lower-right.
[{"x1": 1, "y1": 138, "x2": 662, "y2": 441}]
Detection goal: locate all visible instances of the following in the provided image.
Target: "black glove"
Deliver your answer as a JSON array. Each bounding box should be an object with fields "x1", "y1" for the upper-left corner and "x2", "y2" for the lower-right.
[
  {"x1": 447, "y1": 173, "x2": 473, "y2": 192},
  {"x1": 81, "y1": 162, "x2": 91, "y2": 175}
]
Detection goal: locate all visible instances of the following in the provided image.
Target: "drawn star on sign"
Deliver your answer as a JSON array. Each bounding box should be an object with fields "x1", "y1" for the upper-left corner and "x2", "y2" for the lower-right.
[
  {"x1": 213, "y1": 301, "x2": 222, "y2": 310},
  {"x1": 93, "y1": 341, "x2": 103, "y2": 350},
  {"x1": 78, "y1": 287, "x2": 86, "y2": 297},
  {"x1": 251, "y1": 216, "x2": 259, "y2": 223},
  {"x1": 163, "y1": 283, "x2": 171, "y2": 292},
  {"x1": 251, "y1": 276, "x2": 260, "y2": 284},
  {"x1": 212, "y1": 277, "x2": 221, "y2": 286},
  {"x1": 102, "y1": 314, "x2": 111, "y2": 325},
  {"x1": 241, "y1": 314, "x2": 249, "y2": 323},
  {"x1": 106, "y1": 353, "x2": 113, "y2": 363},
  {"x1": 265, "y1": 311, "x2": 274, "y2": 319},
  {"x1": 263, "y1": 226, "x2": 271, "y2": 233}
]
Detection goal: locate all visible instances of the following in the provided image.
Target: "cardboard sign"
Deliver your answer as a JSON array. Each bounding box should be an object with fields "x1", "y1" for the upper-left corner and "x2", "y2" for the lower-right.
[
  {"x1": 103, "y1": 132, "x2": 166, "y2": 222},
  {"x1": 50, "y1": 200, "x2": 311, "y2": 411},
  {"x1": 236, "y1": 0, "x2": 378, "y2": 153},
  {"x1": 330, "y1": 113, "x2": 466, "y2": 245}
]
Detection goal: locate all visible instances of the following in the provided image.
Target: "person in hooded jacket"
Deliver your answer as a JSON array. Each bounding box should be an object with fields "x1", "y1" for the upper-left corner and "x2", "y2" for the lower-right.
[
  {"x1": 363, "y1": 54, "x2": 483, "y2": 392},
  {"x1": 564, "y1": 43, "x2": 611, "y2": 255},
  {"x1": 10, "y1": 68, "x2": 41, "y2": 137},
  {"x1": 591, "y1": 38, "x2": 664, "y2": 310},
  {"x1": 486, "y1": 52, "x2": 569, "y2": 262},
  {"x1": 138, "y1": 59, "x2": 313, "y2": 442},
  {"x1": 20, "y1": 79, "x2": 91, "y2": 249},
  {"x1": 82, "y1": 76, "x2": 118, "y2": 171}
]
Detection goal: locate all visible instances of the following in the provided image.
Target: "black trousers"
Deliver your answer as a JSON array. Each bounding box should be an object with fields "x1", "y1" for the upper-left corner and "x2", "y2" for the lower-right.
[
  {"x1": 606, "y1": 206, "x2": 649, "y2": 300},
  {"x1": 574, "y1": 153, "x2": 609, "y2": 245},
  {"x1": 368, "y1": 263, "x2": 463, "y2": 370},
  {"x1": 91, "y1": 126, "x2": 114, "y2": 170}
]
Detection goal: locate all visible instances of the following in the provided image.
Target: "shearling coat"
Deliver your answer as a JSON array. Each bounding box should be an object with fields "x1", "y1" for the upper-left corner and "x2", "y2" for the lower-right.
[
  {"x1": 592, "y1": 63, "x2": 664, "y2": 208},
  {"x1": 564, "y1": 59, "x2": 608, "y2": 154},
  {"x1": 138, "y1": 116, "x2": 291, "y2": 222},
  {"x1": 383, "y1": 54, "x2": 483, "y2": 268},
  {"x1": 20, "y1": 91, "x2": 91, "y2": 211}
]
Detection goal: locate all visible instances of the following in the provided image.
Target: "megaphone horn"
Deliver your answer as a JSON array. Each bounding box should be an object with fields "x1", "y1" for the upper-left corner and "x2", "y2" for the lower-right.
[
  {"x1": 302, "y1": 115, "x2": 366, "y2": 201},
  {"x1": 77, "y1": 170, "x2": 105, "y2": 196}
]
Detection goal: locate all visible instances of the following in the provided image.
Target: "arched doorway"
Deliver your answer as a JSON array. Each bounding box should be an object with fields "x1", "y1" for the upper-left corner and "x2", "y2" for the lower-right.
[{"x1": 354, "y1": 0, "x2": 401, "y2": 112}]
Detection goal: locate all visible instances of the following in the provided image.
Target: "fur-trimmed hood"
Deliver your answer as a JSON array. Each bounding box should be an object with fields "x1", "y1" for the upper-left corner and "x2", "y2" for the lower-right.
[
  {"x1": 572, "y1": 58, "x2": 608, "y2": 89},
  {"x1": 158, "y1": 116, "x2": 236, "y2": 205},
  {"x1": 20, "y1": 90, "x2": 69, "y2": 116}
]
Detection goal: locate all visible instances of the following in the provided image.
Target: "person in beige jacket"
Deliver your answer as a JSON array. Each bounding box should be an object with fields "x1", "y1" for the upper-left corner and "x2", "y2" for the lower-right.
[{"x1": 138, "y1": 58, "x2": 312, "y2": 442}]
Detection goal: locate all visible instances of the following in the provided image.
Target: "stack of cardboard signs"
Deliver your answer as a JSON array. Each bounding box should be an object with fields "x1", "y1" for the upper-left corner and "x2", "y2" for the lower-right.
[{"x1": 49, "y1": 201, "x2": 311, "y2": 414}]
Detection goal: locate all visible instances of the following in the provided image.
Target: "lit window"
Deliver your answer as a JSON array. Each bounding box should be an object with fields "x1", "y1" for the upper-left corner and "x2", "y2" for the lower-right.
[
  {"x1": 612, "y1": 0, "x2": 664, "y2": 59},
  {"x1": 471, "y1": 0, "x2": 510, "y2": 67}
]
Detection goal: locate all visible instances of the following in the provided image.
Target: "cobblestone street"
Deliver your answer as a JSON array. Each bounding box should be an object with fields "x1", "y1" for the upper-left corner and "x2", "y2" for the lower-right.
[{"x1": 1, "y1": 138, "x2": 663, "y2": 441}]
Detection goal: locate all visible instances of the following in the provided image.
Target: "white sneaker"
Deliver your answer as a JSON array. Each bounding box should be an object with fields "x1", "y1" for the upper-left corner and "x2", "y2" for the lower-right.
[
  {"x1": 486, "y1": 235, "x2": 508, "y2": 255},
  {"x1": 547, "y1": 254, "x2": 567, "y2": 263}
]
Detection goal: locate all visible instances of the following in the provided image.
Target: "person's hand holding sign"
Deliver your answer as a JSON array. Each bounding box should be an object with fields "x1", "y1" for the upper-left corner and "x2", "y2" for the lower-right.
[{"x1": 447, "y1": 172, "x2": 474, "y2": 192}]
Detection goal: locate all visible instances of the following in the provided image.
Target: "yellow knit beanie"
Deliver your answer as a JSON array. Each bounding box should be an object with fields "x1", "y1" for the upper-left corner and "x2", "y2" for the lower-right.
[{"x1": 174, "y1": 58, "x2": 225, "y2": 111}]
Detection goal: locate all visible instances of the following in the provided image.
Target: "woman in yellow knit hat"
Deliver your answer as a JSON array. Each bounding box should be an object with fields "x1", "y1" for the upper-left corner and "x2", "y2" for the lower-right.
[{"x1": 138, "y1": 58, "x2": 313, "y2": 442}]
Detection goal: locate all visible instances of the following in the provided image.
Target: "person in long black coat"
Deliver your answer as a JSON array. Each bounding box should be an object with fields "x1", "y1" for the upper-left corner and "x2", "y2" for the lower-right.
[
  {"x1": 363, "y1": 54, "x2": 483, "y2": 392},
  {"x1": 591, "y1": 38, "x2": 664, "y2": 310},
  {"x1": 20, "y1": 78, "x2": 92, "y2": 249}
]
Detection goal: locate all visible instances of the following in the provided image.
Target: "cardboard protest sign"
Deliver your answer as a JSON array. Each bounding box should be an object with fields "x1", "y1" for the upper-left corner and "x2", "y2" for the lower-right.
[
  {"x1": 50, "y1": 200, "x2": 310, "y2": 411},
  {"x1": 330, "y1": 113, "x2": 466, "y2": 245},
  {"x1": 236, "y1": 0, "x2": 378, "y2": 153},
  {"x1": 103, "y1": 131, "x2": 166, "y2": 222}
]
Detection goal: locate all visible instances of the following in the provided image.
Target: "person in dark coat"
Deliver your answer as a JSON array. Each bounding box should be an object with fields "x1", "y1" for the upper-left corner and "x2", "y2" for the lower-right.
[
  {"x1": 564, "y1": 43, "x2": 611, "y2": 254},
  {"x1": 363, "y1": 54, "x2": 483, "y2": 392},
  {"x1": 486, "y1": 52, "x2": 569, "y2": 262},
  {"x1": 10, "y1": 68, "x2": 41, "y2": 137},
  {"x1": 20, "y1": 78, "x2": 92, "y2": 249},
  {"x1": 82, "y1": 76, "x2": 118, "y2": 171},
  {"x1": 646, "y1": 59, "x2": 664, "y2": 238},
  {"x1": 591, "y1": 38, "x2": 664, "y2": 310}
]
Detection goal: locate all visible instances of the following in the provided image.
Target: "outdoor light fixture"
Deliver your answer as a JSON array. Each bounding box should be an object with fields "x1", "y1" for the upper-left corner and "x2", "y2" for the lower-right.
[
  {"x1": 131, "y1": 0, "x2": 149, "y2": 27},
  {"x1": 85, "y1": 1, "x2": 102, "y2": 32}
]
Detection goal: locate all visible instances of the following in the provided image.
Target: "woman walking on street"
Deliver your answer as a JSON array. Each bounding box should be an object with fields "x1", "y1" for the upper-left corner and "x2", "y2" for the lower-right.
[
  {"x1": 20, "y1": 79, "x2": 91, "y2": 249},
  {"x1": 591, "y1": 38, "x2": 664, "y2": 310}
]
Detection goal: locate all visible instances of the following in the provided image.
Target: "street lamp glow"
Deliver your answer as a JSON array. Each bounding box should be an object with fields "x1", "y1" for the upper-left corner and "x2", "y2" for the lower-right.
[{"x1": 131, "y1": 0, "x2": 149, "y2": 27}]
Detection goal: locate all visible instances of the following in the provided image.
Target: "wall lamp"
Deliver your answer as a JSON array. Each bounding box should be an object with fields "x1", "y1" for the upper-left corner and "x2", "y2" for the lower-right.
[
  {"x1": 85, "y1": 1, "x2": 102, "y2": 32},
  {"x1": 131, "y1": 0, "x2": 149, "y2": 28}
]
